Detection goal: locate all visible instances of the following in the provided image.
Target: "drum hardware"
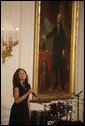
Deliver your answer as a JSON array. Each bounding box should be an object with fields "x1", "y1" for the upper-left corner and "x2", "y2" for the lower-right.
[
  {"x1": 49, "y1": 101, "x2": 67, "y2": 120},
  {"x1": 49, "y1": 99, "x2": 75, "y2": 122},
  {"x1": 42, "y1": 103, "x2": 49, "y2": 125},
  {"x1": 65, "y1": 99, "x2": 74, "y2": 121},
  {"x1": 73, "y1": 91, "x2": 83, "y2": 121},
  {"x1": 30, "y1": 95, "x2": 84, "y2": 124},
  {"x1": 30, "y1": 99, "x2": 51, "y2": 125},
  {"x1": 30, "y1": 110, "x2": 46, "y2": 125}
]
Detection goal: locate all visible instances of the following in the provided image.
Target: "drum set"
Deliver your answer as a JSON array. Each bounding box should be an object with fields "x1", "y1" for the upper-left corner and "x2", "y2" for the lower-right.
[
  {"x1": 30, "y1": 99, "x2": 74, "y2": 125},
  {"x1": 30, "y1": 91, "x2": 83, "y2": 125}
]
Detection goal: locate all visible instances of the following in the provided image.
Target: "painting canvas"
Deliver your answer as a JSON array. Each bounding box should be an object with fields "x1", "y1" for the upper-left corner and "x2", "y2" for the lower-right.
[{"x1": 33, "y1": 1, "x2": 79, "y2": 101}]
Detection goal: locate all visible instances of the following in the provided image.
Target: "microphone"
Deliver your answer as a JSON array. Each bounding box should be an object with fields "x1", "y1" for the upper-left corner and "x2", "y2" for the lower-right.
[
  {"x1": 74, "y1": 91, "x2": 83, "y2": 97},
  {"x1": 32, "y1": 92, "x2": 37, "y2": 97},
  {"x1": 78, "y1": 90, "x2": 83, "y2": 94}
]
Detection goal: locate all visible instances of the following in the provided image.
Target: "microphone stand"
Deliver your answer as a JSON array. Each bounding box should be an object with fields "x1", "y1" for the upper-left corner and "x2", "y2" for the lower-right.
[{"x1": 74, "y1": 91, "x2": 83, "y2": 121}]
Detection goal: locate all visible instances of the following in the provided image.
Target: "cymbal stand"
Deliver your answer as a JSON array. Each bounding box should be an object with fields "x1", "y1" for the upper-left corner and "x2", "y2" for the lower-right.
[
  {"x1": 74, "y1": 91, "x2": 83, "y2": 121},
  {"x1": 43, "y1": 104, "x2": 47, "y2": 125}
]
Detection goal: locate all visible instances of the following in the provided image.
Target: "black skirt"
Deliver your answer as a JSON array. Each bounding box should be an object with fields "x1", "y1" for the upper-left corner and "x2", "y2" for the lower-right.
[
  {"x1": 9, "y1": 84, "x2": 31, "y2": 125},
  {"x1": 9, "y1": 99, "x2": 29, "y2": 125}
]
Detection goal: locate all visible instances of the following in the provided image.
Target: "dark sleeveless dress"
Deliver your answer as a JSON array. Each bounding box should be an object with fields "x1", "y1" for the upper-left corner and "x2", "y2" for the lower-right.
[{"x1": 9, "y1": 83, "x2": 31, "y2": 125}]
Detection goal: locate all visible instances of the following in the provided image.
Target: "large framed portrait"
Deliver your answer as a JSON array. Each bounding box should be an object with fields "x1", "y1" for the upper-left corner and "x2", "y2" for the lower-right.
[{"x1": 33, "y1": 1, "x2": 79, "y2": 102}]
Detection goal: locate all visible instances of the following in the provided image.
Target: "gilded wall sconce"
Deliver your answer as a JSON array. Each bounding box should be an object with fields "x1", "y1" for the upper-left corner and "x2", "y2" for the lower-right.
[{"x1": 1, "y1": 26, "x2": 19, "y2": 64}]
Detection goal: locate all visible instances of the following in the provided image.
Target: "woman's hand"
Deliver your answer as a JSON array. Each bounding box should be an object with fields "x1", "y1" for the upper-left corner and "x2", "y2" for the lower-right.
[
  {"x1": 29, "y1": 111, "x2": 31, "y2": 120},
  {"x1": 27, "y1": 89, "x2": 33, "y2": 95}
]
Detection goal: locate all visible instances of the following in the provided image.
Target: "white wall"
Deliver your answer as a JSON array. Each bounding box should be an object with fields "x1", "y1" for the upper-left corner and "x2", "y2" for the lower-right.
[
  {"x1": 1, "y1": 1, "x2": 21, "y2": 106},
  {"x1": 1, "y1": 1, "x2": 35, "y2": 125},
  {"x1": 1, "y1": 1, "x2": 84, "y2": 125},
  {"x1": 1, "y1": 2, "x2": 21, "y2": 124},
  {"x1": 19, "y1": 1, "x2": 35, "y2": 86},
  {"x1": 75, "y1": 1, "x2": 84, "y2": 121}
]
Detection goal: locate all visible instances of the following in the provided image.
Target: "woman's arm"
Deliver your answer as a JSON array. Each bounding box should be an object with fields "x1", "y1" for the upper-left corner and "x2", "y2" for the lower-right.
[
  {"x1": 28, "y1": 98, "x2": 31, "y2": 119},
  {"x1": 13, "y1": 87, "x2": 33, "y2": 104}
]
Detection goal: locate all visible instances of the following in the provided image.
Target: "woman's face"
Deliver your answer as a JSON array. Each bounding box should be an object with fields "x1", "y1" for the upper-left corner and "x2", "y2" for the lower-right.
[{"x1": 18, "y1": 69, "x2": 26, "y2": 81}]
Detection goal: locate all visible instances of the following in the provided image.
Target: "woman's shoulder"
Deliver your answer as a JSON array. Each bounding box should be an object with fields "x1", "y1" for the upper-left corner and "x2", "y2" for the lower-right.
[{"x1": 13, "y1": 83, "x2": 20, "y2": 90}]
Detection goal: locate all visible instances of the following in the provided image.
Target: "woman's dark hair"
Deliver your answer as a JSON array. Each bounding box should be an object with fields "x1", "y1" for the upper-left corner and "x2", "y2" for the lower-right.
[{"x1": 13, "y1": 68, "x2": 29, "y2": 90}]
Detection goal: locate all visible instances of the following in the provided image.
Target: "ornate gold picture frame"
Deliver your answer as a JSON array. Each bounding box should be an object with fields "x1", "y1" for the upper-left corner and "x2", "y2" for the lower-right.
[{"x1": 33, "y1": 1, "x2": 79, "y2": 102}]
